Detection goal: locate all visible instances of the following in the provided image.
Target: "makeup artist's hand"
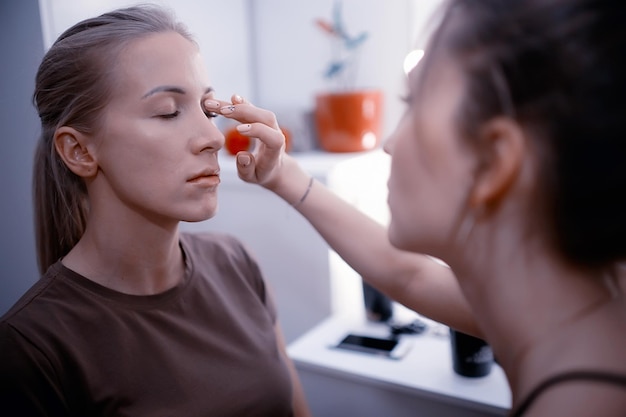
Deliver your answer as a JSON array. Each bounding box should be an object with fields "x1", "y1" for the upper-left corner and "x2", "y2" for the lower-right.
[
  {"x1": 204, "y1": 94, "x2": 288, "y2": 190},
  {"x1": 204, "y1": 95, "x2": 313, "y2": 206}
]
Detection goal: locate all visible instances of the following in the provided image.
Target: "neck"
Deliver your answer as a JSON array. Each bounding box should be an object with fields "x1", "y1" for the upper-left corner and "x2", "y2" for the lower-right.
[
  {"x1": 62, "y1": 210, "x2": 185, "y2": 295},
  {"x1": 446, "y1": 226, "x2": 616, "y2": 401}
]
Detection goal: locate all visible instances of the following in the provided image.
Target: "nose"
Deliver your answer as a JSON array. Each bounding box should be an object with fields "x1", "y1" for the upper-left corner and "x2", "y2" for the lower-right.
[{"x1": 190, "y1": 108, "x2": 225, "y2": 154}]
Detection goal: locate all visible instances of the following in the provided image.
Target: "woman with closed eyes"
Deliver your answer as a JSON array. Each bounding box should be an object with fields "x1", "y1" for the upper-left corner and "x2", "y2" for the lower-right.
[{"x1": 0, "y1": 5, "x2": 310, "y2": 416}]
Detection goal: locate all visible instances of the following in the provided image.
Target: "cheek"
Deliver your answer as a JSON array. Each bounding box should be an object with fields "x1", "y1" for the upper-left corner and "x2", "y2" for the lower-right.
[
  {"x1": 386, "y1": 125, "x2": 427, "y2": 248},
  {"x1": 96, "y1": 127, "x2": 184, "y2": 193},
  {"x1": 386, "y1": 124, "x2": 474, "y2": 252}
]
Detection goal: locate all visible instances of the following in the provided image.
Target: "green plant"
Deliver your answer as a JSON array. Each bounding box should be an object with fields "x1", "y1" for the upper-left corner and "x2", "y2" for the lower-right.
[{"x1": 315, "y1": 1, "x2": 369, "y2": 91}]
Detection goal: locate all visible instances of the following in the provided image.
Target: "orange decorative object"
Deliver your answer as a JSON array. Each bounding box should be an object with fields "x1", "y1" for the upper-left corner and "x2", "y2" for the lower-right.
[
  {"x1": 224, "y1": 127, "x2": 252, "y2": 155},
  {"x1": 224, "y1": 126, "x2": 292, "y2": 156},
  {"x1": 314, "y1": 90, "x2": 383, "y2": 153},
  {"x1": 281, "y1": 126, "x2": 292, "y2": 153}
]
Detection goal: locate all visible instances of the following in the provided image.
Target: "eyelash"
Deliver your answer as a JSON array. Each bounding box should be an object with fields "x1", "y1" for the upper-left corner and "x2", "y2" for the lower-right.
[
  {"x1": 159, "y1": 110, "x2": 219, "y2": 120},
  {"x1": 160, "y1": 111, "x2": 180, "y2": 119}
]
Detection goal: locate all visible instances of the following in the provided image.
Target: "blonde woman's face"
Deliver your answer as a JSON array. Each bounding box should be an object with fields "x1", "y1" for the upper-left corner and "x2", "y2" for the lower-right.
[
  {"x1": 89, "y1": 31, "x2": 224, "y2": 225},
  {"x1": 384, "y1": 54, "x2": 477, "y2": 258}
]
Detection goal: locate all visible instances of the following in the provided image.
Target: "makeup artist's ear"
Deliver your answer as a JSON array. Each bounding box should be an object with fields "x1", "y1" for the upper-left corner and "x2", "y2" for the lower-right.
[
  {"x1": 54, "y1": 126, "x2": 98, "y2": 178},
  {"x1": 470, "y1": 117, "x2": 525, "y2": 208}
]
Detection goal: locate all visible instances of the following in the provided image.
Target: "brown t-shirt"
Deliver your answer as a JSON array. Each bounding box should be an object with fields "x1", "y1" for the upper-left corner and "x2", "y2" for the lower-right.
[{"x1": 0, "y1": 232, "x2": 293, "y2": 417}]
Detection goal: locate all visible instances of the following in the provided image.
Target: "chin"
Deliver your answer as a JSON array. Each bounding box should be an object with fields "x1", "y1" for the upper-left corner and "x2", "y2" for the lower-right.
[
  {"x1": 388, "y1": 226, "x2": 435, "y2": 255},
  {"x1": 387, "y1": 227, "x2": 410, "y2": 251},
  {"x1": 182, "y1": 207, "x2": 218, "y2": 223}
]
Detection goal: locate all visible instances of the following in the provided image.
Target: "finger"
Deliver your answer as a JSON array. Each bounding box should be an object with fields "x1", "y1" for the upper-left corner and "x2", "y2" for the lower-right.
[
  {"x1": 203, "y1": 93, "x2": 250, "y2": 113},
  {"x1": 204, "y1": 94, "x2": 250, "y2": 114},
  {"x1": 219, "y1": 103, "x2": 279, "y2": 129},
  {"x1": 216, "y1": 94, "x2": 274, "y2": 127},
  {"x1": 236, "y1": 123, "x2": 284, "y2": 151},
  {"x1": 203, "y1": 98, "x2": 234, "y2": 113},
  {"x1": 231, "y1": 94, "x2": 248, "y2": 104},
  {"x1": 235, "y1": 151, "x2": 257, "y2": 182}
]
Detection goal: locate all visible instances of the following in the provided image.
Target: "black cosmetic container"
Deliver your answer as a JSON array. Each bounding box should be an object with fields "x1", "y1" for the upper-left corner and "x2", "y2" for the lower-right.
[
  {"x1": 450, "y1": 328, "x2": 494, "y2": 377},
  {"x1": 362, "y1": 281, "x2": 393, "y2": 322}
]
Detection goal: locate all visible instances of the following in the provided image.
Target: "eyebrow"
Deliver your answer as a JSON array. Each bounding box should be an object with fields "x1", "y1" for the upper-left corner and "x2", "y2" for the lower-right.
[{"x1": 142, "y1": 86, "x2": 214, "y2": 99}]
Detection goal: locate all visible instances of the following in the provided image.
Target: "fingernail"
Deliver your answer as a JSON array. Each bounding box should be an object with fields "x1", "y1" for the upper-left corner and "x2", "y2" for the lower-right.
[
  {"x1": 233, "y1": 94, "x2": 243, "y2": 103},
  {"x1": 220, "y1": 105, "x2": 235, "y2": 115},
  {"x1": 204, "y1": 99, "x2": 219, "y2": 108},
  {"x1": 237, "y1": 154, "x2": 251, "y2": 167},
  {"x1": 236, "y1": 124, "x2": 251, "y2": 132}
]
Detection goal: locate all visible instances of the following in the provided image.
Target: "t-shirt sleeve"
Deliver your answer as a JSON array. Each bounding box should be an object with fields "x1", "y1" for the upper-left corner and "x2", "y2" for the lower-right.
[{"x1": 0, "y1": 323, "x2": 68, "y2": 416}]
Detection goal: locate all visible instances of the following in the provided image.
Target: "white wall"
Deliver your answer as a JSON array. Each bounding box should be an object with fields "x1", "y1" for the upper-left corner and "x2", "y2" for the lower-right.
[{"x1": 250, "y1": 0, "x2": 443, "y2": 142}]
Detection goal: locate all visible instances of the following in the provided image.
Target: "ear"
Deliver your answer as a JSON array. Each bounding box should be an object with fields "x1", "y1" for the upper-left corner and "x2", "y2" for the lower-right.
[
  {"x1": 469, "y1": 117, "x2": 526, "y2": 209},
  {"x1": 54, "y1": 126, "x2": 98, "y2": 178}
]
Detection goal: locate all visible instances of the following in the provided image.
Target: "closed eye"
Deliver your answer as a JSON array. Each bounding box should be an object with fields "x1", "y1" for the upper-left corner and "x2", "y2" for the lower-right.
[
  {"x1": 159, "y1": 110, "x2": 180, "y2": 119},
  {"x1": 205, "y1": 111, "x2": 219, "y2": 119}
]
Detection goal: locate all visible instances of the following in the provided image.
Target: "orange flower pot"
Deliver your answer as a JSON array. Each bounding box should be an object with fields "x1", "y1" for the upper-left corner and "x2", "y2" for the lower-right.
[{"x1": 314, "y1": 90, "x2": 384, "y2": 153}]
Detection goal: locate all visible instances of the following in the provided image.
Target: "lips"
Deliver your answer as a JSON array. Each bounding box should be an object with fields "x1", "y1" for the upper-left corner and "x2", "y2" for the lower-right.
[{"x1": 187, "y1": 169, "x2": 220, "y2": 187}]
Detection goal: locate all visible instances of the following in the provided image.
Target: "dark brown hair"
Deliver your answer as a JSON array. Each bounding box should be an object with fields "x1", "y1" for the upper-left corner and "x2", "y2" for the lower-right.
[
  {"x1": 32, "y1": 5, "x2": 194, "y2": 273},
  {"x1": 428, "y1": 0, "x2": 626, "y2": 268}
]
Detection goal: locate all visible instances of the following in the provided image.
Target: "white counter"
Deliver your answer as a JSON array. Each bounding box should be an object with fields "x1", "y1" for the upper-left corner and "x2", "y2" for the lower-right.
[{"x1": 288, "y1": 314, "x2": 512, "y2": 417}]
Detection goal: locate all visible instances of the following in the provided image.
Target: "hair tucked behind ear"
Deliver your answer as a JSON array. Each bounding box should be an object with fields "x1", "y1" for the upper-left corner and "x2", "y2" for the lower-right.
[
  {"x1": 32, "y1": 5, "x2": 194, "y2": 274},
  {"x1": 429, "y1": 0, "x2": 626, "y2": 270}
]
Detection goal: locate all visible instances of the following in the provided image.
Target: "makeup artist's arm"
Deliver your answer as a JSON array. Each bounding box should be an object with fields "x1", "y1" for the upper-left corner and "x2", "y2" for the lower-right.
[{"x1": 210, "y1": 95, "x2": 482, "y2": 337}]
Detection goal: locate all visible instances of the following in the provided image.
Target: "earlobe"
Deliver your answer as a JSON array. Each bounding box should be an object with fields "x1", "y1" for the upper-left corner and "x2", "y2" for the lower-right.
[
  {"x1": 54, "y1": 126, "x2": 98, "y2": 178},
  {"x1": 470, "y1": 118, "x2": 525, "y2": 209}
]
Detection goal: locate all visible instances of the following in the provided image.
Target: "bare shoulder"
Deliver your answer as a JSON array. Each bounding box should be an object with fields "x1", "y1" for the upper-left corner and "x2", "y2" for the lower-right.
[{"x1": 519, "y1": 299, "x2": 626, "y2": 416}]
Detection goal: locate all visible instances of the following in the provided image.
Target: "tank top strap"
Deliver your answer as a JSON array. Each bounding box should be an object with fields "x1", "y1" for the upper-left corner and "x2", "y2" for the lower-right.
[{"x1": 510, "y1": 370, "x2": 626, "y2": 417}]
